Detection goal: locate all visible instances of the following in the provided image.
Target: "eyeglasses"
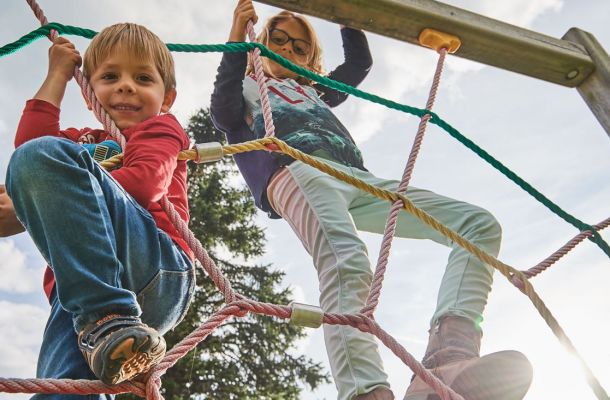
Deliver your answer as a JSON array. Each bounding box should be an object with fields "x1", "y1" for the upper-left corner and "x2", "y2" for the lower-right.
[{"x1": 268, "y1": 28, "x2": 311, "y2": 56}]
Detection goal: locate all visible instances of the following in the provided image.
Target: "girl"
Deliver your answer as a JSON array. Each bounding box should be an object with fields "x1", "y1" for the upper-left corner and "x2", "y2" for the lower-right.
[{"x1": 210, "y1": 1, "x2": 533, "y2": 399}]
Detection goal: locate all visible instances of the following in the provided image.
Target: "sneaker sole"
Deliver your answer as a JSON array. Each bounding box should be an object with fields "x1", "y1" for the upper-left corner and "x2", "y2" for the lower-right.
[{"x1": 97, "y1": 329, "x2": 166, "y2": 385}]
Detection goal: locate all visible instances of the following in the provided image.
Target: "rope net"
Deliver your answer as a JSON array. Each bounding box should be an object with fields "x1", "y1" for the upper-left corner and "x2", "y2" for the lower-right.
[{"x1": 0, "y1": 2, "x2": 608, "y2": 399}]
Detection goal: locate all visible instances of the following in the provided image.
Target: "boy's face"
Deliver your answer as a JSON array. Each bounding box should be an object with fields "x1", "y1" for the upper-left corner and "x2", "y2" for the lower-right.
[{"x1": 88, "y1": 51, "x2": 176, "y2": 130}]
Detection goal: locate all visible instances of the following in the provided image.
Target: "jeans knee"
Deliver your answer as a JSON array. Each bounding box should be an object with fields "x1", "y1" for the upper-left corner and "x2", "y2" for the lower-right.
[{"x1": 8, "y1": 137, "x2": 84, "y2": 192}]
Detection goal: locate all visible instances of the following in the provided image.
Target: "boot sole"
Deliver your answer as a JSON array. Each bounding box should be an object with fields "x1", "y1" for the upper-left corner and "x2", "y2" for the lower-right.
[
  {"x1": 97, "y1": 329, "x2": 166, "y2": 385},
  {"x1": 427, "y1": 351, "x2": 533, "y2": 400}
]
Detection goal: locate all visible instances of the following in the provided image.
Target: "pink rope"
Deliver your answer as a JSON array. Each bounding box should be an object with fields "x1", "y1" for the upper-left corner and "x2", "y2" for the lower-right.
[
  {"x1": 160, "y1": 197, "x2": 238, "y2": 303},
  {"x1": 246, "y1": 21, "x2": 277, "y2": 138},
  {"x1": 25, "y1": 0, "x2": 124, "y2": 147},
  {"x1": 0, "y1": 378, "x2": 145, "y2": 397},
  {"x1": 510, "y1": 216, "x2": 610, "y2": 289},
  {"x1": 362, "y1": 48, "x2": 448, "y2": 316}
]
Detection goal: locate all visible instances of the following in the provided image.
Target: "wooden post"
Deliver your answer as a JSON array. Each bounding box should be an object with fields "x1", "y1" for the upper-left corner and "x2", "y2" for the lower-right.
[
  {"x1": 563, "y1": 28, "x2": 610, "y2": 137},
  {"x1": 254, "y1": 0, "x2": 594, "y2": 87}
]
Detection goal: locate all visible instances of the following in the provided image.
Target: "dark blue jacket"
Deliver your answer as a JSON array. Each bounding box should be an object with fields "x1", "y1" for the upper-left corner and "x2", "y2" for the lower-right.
[{"x1": 210, "y1": 28, "x2": 372, "y2": 218}]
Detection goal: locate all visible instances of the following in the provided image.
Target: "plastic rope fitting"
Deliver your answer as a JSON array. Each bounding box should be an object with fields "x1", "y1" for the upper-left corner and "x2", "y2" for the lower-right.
[
  {"x1": 419, "y1": 28, "x2": 461, "y2": 53},
  {"x1": 289, "y1": 302, "x2": 324, "y2": 329},
  {"x1": 194, "y1": 142, "x2": 223, "y2": 163}
]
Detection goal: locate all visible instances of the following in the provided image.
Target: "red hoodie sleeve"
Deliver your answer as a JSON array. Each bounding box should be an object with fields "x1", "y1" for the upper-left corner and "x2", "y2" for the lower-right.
[
  {"x1": 110, "y1": 114, "x2": 188, "y2": 208},
  {"x1": 14, "y1": 99, "x2": 91, "y2": 147}
]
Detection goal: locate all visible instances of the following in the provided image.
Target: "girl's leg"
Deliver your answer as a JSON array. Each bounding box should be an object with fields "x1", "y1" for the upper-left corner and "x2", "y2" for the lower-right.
[
  {"x1": 344, "y1": 169, "x2": 531, "y2": 400},
  {"x1": 347, "y1": 168, "x2": 500, "y2": 325},
  {"x1": 6, "y1": 137, "x2": 194, "y2": 333},
  {"x1": 268, "y1": 163, "x2": 391, "y2": 400}
]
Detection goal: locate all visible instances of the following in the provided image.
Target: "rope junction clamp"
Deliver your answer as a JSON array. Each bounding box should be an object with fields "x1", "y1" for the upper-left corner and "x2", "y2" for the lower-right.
[
  {"x1": 418, "y1": 28, "x2": 461, "y2": 53},
  {"x1": 289, "y1": 302, "x2": 324, "y2": 329},
  {"x1": 194, "y1": 142, "x2": 224, "y2": 163}
]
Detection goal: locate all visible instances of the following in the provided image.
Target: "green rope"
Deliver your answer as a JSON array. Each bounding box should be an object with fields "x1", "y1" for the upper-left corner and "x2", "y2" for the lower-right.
[{"x1": 2, "y1": 22, "x2": 608, "y2": 257}]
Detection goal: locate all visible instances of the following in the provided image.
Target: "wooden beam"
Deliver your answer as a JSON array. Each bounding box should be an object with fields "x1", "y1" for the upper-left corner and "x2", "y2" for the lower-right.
[
  {"x1": 254, "y1": 0, "x2": 595, "y2": 87},
  {"x1": 563, "y1": 28, "x2": 610, "y2": 137}
]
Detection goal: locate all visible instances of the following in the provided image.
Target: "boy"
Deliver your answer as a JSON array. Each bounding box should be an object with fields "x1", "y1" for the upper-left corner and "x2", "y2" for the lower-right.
[{"x1": 5, "y1": 23, "x2": 195, "y2": 395}]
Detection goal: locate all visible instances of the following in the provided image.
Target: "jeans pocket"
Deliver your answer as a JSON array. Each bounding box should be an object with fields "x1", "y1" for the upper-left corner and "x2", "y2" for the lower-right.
[{"x1": 137, "y1": 266, "x2": 196, "y2": 335}]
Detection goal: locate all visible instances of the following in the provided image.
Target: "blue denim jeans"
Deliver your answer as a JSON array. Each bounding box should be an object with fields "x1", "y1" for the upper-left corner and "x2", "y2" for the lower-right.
[{"x1": 6, "y1": 137, "x2": 195, "y2": 399}]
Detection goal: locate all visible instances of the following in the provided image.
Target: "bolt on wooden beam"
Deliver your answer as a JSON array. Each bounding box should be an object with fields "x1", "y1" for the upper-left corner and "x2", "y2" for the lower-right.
[{"x1": 563, "y1": 28, "x2": 610, "y2": 137}]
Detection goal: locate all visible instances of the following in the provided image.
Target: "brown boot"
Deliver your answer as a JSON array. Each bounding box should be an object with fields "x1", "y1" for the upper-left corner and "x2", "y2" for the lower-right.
[
  {"x1": 354, "y1": 386, "x2": 395, "y2": 400},
  {"x1": 404, "y1": 316, "x2": 532, "y2": 400}
]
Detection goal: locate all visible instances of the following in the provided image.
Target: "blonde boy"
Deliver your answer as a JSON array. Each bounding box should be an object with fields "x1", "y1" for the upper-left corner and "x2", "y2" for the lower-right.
[{"x1": 6, "y1": 23, "x2": 194, "y2": 394}]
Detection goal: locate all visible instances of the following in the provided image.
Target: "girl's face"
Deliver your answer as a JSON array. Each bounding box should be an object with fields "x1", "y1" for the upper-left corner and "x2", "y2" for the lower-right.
[{"x1": 266, "y1": 18, "x2": 311, "y2": 79}]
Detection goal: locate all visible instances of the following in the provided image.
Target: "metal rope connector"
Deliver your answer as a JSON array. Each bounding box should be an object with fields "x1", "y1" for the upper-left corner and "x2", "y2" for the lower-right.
[
  {"x1": 289, "y1": 302, "x2": 324, "y2": 329},
  {"x1": 194, "y1": 142, "x2": 223, "y2": 163}
]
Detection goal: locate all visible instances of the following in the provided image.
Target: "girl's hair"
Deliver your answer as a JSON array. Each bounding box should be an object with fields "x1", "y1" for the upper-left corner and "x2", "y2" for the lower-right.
[
  {"x1": 83, "y1": 23, "x2": 176, "y2": 92},
  {"x1": 246, "y1": 11, "x2": 323, "y2": 85}
]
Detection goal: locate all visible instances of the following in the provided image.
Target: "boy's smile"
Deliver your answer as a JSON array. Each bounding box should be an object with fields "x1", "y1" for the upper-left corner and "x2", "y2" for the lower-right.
[{"x1": 89, "y1": 52, "x2": 175, "y2": 130}]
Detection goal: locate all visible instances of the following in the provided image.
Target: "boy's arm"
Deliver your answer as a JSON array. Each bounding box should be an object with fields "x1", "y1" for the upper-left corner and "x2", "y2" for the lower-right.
[
  {"x1": 15, "y1": 37, "x2": 82, "y2": 147},
  {"x1": 33, "y1": 37, "x2": 82, "y2": 108},
  {"x1": 314, "y1": 28, "x2": 373, "y2": 107},
  {"x1": 110, "y1": 115, "x2": 188, "y2": 207},
  {"x1": 0, "y1": 185, "x2": 25, "y2": 237}
]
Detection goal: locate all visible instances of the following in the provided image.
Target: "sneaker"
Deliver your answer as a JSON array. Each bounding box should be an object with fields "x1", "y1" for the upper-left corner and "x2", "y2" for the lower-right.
[{"x1": 78, "y1": 315, "x2": 166, "y2": 385}]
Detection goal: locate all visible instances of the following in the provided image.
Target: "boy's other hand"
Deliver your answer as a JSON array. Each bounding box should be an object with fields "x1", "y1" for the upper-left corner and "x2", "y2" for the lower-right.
[
  {"x1": 0, "y1": 184, "x2": 25, "y2": 237},
  {"x1": 47, "y1": 36, "x2": 82, "y2": 84}
]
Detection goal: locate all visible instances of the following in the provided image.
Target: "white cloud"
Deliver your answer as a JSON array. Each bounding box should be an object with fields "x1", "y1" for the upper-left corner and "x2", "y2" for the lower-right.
[
  {"x1": 0, "y1": 301, "x2": 46, "y2": 380},
  {"x1": 444, "y1": 0, "x2": 563, "y2": 27},
  {"x1": 479, "y1": 0, "x2": 563, "y2": 27},
  {"x1": 0, "y1": 241, "x2": 38, "y2": 294}
]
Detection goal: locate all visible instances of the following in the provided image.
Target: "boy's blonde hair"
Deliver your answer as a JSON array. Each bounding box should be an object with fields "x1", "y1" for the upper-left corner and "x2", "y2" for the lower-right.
[
  {"x1": 246, "y1": 11, "x2": 323, "y2": 85},
  {"x1": 83, "y1": 23, "x2": 176, "y2": 92}
]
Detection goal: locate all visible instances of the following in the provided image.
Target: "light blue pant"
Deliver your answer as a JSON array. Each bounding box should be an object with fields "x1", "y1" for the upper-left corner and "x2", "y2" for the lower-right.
[
  {"x1": 7, "y1": 137, "x2": 195, "y2": 399},
  {"x1": 267, "y1": 158, "x2": 501, "y2": 400}
]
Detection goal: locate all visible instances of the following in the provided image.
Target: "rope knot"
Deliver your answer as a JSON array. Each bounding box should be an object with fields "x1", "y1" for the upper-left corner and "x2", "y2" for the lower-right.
[{"x1": 509, "y1": 272, "x2": 527, "y2": 292}]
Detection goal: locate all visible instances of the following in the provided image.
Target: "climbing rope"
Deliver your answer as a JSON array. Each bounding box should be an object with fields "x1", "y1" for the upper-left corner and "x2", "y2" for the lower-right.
[
  {"x1": 2, "y1": 22, "x2": 608, "y2": 257},
  {"x1": 363, "y1": 47, "x2": 448, "y2": 317},
  {"x1": 0, "y1": 2, "x2": 608, "y2": 400}
]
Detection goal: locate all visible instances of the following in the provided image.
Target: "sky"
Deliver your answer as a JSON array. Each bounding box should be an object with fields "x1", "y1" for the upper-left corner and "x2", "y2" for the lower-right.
[{"x1": 0, "y1": 1, "x2": 609, "y2": 399}]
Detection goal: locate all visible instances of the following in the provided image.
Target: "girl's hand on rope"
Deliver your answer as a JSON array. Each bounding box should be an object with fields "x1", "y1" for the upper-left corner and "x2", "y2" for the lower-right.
[
  {"x1": 34, "y1": 36, "x2": 81, "y2": 108},
  {"x1": 0, "y1": 184, "x2": 25, "y2": 237},
  {"x1": 229, "y1": 0, "x2": 258, "y2": 42}
]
